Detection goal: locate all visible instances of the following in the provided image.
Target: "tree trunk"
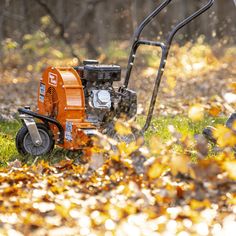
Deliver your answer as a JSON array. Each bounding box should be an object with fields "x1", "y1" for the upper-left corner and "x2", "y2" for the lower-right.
[{"x1": 0, "y1": 0, "x2": 7, "y2": 68}]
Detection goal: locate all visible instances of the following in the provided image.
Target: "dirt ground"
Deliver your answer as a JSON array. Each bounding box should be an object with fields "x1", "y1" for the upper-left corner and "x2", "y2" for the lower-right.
[{"x1": 0, "y1": 64, "x2": 234, "y2": 121}]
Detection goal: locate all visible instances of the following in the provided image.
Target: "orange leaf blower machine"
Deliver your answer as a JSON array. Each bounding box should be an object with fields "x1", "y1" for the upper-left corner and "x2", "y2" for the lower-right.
[{"x1": 16, "y1": 0, "x2": 214, "y2": 156}]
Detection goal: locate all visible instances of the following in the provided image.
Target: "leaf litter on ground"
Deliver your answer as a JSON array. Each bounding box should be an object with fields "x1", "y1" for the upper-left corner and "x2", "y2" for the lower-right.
[
  {"x1": 0, "y1": 117, "x2": 236, "y2": 235},
  {"x1": 0, "y1": 40, "x2": 235, "y2": 235}
]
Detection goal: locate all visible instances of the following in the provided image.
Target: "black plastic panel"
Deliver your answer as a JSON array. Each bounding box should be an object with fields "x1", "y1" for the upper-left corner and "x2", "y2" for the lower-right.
[{"x1": 83, "y1": 65, "x2": 121, "y2": 82}]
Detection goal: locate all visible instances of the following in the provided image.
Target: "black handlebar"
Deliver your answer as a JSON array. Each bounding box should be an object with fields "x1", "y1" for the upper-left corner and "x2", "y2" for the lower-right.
[
  {"x1": 123, "y1": 0, "x2": 214, "y2": 132},
  {"x1": 167, "y1": 0, "x2": 214, "y2": 45},
  {"x1": 133, "y1": 0, "x2": 172, "y2": 42}
]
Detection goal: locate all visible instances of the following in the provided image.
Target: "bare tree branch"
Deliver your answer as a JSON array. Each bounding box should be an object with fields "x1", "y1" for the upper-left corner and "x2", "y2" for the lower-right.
[
  {"x1": 35, "y1": 0, "x2": 81, "y2": 63},
  {"x1": 0, "y1": 0, "x2": 9, "y2": 68}
]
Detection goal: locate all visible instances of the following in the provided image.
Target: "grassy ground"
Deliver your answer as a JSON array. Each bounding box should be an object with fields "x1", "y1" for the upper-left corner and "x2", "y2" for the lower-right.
[
  {"x1": 0, "y1": 116, "x2": 226, "y2": 166},
  {"x1": 141, "y1": 115, "x2": 226, "y2": 140},
  {"x1": 0, "y1": 121, "x2": 21, "y2": 165}
]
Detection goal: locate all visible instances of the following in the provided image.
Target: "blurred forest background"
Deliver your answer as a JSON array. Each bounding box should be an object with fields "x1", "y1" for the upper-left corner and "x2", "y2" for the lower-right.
[
  {"x1": 0, "y1": 0, "x2": 235, "y2": 119},
  {"x1": 0, "y1": 0, "x2": 235, "y2": 60},
  {"x1": 1, "y1": 2, "x2": 236, "y2": 235}
]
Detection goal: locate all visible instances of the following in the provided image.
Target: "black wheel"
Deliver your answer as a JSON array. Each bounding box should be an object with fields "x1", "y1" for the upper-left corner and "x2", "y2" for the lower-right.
[{"x1": 16, "y1": 123, "x2": 55, "y2": 156}]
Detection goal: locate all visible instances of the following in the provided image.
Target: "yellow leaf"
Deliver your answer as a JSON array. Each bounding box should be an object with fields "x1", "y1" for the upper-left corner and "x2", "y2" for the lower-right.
[
  {"x1": 188, "y1": 104, "x2": 204, "y2": 122},
  {"x1": 213, "y1": 125, "x2": 236, "y2": 147},
  {"x1": 229, "y1": 82, "x2": 236, "y2": 93},
  {"x1": 117, "y1": 141, "x2": 138, "y2": 156},
  {"x1": 149, "y1": 137, "x2": 163, "y2": 155},
  {"x1": 148, "y1": 161, "x2": 164, "y2": 179},
  {"x1": 224, "y1": 161, "x2": 236, "y2": 180},
  {"x1": 27, "y1": 64, "x2": 33, "y2": 72},
  {"x1": 167, "y1": 76, "x2": 177, "y2": 90},
  {"x1": 170, "y1": 155, "x2": 189, "y2": 176},
  {"x1": 190, "y1": 199, "x2": 211, "y2": 210},
  {"x1": 115, "y1": 121, "x2": 132, "y2": 136},
  {"x1": 208, "y1": 105, "x2": 221, "y2": 117},
  {"x1": 40, "y1": 15, "x2": 51, "y2": 26}
]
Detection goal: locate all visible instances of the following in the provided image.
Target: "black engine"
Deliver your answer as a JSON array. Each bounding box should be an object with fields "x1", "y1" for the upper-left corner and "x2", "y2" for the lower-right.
[{"x1": 74, "y1": 60, "x2": 137, "y2": 125}]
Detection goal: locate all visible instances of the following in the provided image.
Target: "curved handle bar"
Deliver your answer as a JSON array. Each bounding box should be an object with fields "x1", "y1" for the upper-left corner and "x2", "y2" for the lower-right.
[
  {"x1": 123, "y1": 0, "x2": 214, "y2": 132},
  {"x1": 133, "y1": 0, "x2": 214, "y2": 44},
  {"x1": 133, "y1": 0, "x2": 172, "y2": 41},
  {"x1": 125, "y1": 0, "x2": 214, "y2": 87},
  {"x1": 167, "y1": 0, "x2": 214, "y2": 46}
]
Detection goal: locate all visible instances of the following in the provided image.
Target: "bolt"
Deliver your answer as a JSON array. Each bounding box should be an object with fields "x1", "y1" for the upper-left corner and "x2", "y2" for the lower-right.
[{"x1": 35, "y1": 140, "x2": 41, "y2": 145}]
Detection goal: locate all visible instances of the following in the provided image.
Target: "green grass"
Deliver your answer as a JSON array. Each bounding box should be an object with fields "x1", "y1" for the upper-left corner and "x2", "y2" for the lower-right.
[
  {"x1": 141, "y1": 115, "x2": 226, "y2": 141},
  {"x1": 0, "y1": 116, "x2": 227, "y2": 166},
  {"x1": 0, "y1": 121, "x2": 21, "y2": 165}
]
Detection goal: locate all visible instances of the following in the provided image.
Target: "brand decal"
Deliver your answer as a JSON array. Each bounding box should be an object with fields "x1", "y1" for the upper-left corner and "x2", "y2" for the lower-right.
[{"x1": 48, "y1": 72, "x2": 58, "y2": 87}]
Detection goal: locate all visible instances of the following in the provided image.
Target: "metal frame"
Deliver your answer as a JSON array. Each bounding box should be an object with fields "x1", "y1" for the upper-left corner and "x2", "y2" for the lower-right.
[
  {"x1": 18, "y1": 108, "x2": 64, "y2": 144},
  {"x1": 18, "y1": 0, "x2": 214, "y2": 143},
  {"x1": 123, "y1": 0, "x2": 214, "y2": 132},
  {"x1": 19, "y1": 113, "x2": 43, "y2": 146}
]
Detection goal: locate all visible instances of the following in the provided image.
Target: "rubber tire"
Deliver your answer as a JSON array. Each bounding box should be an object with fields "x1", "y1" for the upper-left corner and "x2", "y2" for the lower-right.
[{"x1": 16, "y1": 123, "x2": 55, "y2": 156}]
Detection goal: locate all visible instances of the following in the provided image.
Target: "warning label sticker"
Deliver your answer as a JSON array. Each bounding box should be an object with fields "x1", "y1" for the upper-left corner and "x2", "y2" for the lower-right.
[
  {"x1": 65, "y1": 121, "x2": 73, "y2": 142},
  {"x1": 39, "y1": 95, "x2": 45, "y2": 103},
  {"x1": 40, "y1": 83, "x2": 46, "y2": 95},
  {"x1": 65, "y1": 132, "x2": 73, "y2": 142}
]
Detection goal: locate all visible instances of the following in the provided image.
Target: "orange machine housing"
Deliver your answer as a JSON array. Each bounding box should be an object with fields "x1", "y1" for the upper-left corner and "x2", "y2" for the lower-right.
[{"x1": 38, "y1": 67, "x2": 94, "y2": 150}]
